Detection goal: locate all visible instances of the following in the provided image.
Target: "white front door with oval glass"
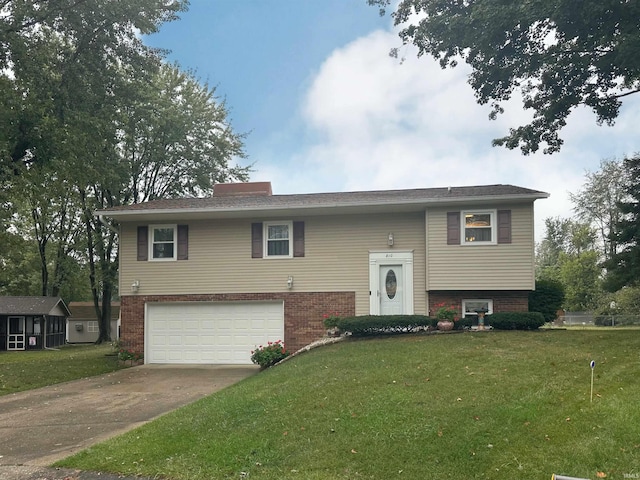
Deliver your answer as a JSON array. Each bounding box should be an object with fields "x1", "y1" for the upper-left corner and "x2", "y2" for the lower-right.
[
  {"x1": 380, "y1": 265, "x2": 403, "y2": 315},
  {"x1": 369, "y1": 251, "x2": 414, "y2": 315}
]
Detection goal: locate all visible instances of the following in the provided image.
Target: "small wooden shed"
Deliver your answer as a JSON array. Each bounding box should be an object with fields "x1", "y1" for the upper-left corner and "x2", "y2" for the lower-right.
[
  {"x1": 0, "y1": 296, "x2": 70, "y2": 351},
  {"x1": 67, "y1": 302, "x2": 120, "y2": 343}
]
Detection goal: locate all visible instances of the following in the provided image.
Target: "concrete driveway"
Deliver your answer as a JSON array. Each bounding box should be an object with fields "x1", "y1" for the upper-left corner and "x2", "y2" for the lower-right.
[{"x1": 0, "y1": 364, "x2": 257, "y2": 479}]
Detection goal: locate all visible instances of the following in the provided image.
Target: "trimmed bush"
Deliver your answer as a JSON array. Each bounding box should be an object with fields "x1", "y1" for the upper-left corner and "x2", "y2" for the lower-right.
[
  {"x1": 488, "y1": 312, "x2": 546, "y2": 330},
  {"x1": 335, "y1": 315, "x2": 434, "y2": 336},
  {"x1": 529, "y1": 279, "x2": 565, "y2": 322}
]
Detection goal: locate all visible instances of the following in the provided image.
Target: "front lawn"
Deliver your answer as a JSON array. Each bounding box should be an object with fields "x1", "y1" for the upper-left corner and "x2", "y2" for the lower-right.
[
  {"x1": 0, "y1": 343, "x2": 122, "y2": 395},
  {"x1": 57, "y1": 331, "x2": 640, "y2": 479}
]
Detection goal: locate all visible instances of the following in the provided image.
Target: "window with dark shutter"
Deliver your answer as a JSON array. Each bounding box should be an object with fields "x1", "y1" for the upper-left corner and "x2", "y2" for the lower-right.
[
  {"x1": 251, "y1": 223, "x2": 263, "y2": 258},
  {"x1": 137, "y1": 226, "x2": 148, "y2": 261},
  {"x1": 177, "y1": 225, "x2": 189, "y2": 260},
  {"x1": 497, "y1": 210, "x2": 512, "y2": 244},
  {"x1": 447, "y1": 212, "x2": 460, "y2": 245},
  {"x1": 293, "y1": 221, "x2": 305, "y2": 257}
]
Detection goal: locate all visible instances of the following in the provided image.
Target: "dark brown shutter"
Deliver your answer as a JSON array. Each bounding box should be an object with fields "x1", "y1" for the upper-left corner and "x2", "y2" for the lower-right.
[
  {"x1": 251, "y1": 222, "x2": 263, "y2": 258},
  {"x1": 137, "y1": 226, "x2": 148, "y2": 261},
  {"x1": 497, "y1": 209, "x2": 512, "y2": 244},
  {"x1": 293, "y1": 221, "x2": 305, "y2": 257},
  {"x1": 447, "y1": 212, "x2": 460, "y2": 245},
  {"x1": 177, "y1": 225, "x2": 189, "y2": 260}
]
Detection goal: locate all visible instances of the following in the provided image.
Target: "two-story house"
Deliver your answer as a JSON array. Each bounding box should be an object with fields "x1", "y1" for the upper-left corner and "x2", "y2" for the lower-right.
[{"x1": 98, "y1": 182, "x2": 548, "y2": 364}]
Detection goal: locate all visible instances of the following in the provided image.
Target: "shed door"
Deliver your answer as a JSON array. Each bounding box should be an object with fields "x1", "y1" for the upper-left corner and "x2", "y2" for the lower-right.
[{"x1": 8, "y1": 316, "x2": 25, "y2": 351}]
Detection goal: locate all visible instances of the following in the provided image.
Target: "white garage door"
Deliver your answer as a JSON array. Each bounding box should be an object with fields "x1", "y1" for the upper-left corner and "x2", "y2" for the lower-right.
[{"x1": 146, "y1": 301, "x2": 284, "y2": 365}]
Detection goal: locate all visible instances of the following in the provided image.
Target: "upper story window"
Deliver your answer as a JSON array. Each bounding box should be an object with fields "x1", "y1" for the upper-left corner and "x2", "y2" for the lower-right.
[
  {"x1": 265, "y1": 221, "x2": 293, "y2": 258},
  {"x1": 150, "y1": 225, "x2": 177, "y2": 260},
  {"x1": 137, "y1": 225, "x2": 188, "y2": 262},
  {"x1": 463, "y1": 210, "x2": 496, "y2": 244},
  {"x1": 447, "y1": 210, "x2": 511, "y2": 245}
]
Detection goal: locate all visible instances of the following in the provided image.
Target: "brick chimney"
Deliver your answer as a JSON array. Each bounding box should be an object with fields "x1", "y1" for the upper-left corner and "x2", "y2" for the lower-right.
[{"x1": 213, "y1": 181, "x2": 273, "y2": 197}]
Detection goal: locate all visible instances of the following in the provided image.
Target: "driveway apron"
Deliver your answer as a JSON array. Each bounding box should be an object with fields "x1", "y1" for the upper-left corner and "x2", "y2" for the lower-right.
[{"x1": 0, "y1": 364, "x2": 257, "y2": 471}]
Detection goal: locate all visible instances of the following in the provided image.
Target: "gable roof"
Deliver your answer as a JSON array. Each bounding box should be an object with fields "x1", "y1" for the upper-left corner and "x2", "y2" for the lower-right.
[
  {"x1": 68, "y1": 302, "x2": 120, "y2": 321},
  {"x1": 97, "y1": 184, "x2": 549, "y2": 222},
  {"x1": 0, "y1": 296, "x2": 71, "y2": 317}
]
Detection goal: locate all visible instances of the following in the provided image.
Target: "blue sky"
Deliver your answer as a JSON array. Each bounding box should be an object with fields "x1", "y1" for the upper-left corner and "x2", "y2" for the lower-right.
[{"x1": 145, "y1": 0, "x2": 640, "y2": 238}]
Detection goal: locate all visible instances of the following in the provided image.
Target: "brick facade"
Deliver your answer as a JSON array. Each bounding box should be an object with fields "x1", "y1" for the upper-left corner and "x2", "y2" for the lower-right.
[
  {"x1": 428, "y1": 290, "x2": 530, "y2": 318},
  {"x1": 120, "y1": 291, "x2": 356, "y2": 355}
]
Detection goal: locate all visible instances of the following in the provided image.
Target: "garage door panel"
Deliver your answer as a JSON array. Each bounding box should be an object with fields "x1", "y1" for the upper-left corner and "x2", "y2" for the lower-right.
[{"x1": 146, "y1": 301, "x2": 284, "y2": 365}]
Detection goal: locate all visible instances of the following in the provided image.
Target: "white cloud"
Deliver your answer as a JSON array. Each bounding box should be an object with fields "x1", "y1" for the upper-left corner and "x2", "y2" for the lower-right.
[{"x1": 262, "y1": 24, "x2": 639, "y2": 241}]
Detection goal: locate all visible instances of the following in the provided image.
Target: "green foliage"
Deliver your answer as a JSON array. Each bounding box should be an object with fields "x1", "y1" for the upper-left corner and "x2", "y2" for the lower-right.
[
  {"x1": 433, "y1": 302, "x2": 458, "y2": 321},
  {"x1": 112, "y1": 340, "x2": 143, "y2": 364},
  {"x1": 489, "y1": 312, "x2": 546, "y2": 330},
  {"x1": 529, "y1": 279, "x2": 565, "y2": 322},
  {"x1": 322, "y1": 311, "x2": 341, "y2": 329},
  {"x1": 0, "y1": 344, "x2": 122, "y2": 396},
  {"x1": 369, "y1": 0, "x2": 640, "y2": 155},
  {"x1": 335, "y1": 315, "x2": 434, "y2": 336},
  {"x1": 0, "y1": 1, "x2": 250, "y2": 342},
  {"x1": 604, "y1": 155, "x2": 640, "y2": 291},
  {"x1": 57, "y1": 332, "x2": 640, "y2": 480},
  {"x1": 569, "y1": 159, "x2": 628, "y2": 262},
  {"x1": 558, "y1": 250, "x2": 603, "y2": 311},
  {"x1": 250, "y1": 341, "x2": 290, "y2": 369},
  {"x1": 536, "y1": 217, "x2": 597, "y2": 281}
]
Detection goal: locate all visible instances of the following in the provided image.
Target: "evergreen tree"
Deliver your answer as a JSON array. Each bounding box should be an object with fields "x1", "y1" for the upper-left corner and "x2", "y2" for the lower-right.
[{"x1": 603, "y1": 155, "x2": 640, "y2": 291}]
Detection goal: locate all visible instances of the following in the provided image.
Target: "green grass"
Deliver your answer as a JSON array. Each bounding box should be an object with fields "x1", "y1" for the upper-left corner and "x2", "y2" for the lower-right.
[
  {"x1": 56, "y1": 331, "x2": 640, "y2": 480},
  {"x1": 0, "y1": 344, "x2": 122, "y2": 395}
]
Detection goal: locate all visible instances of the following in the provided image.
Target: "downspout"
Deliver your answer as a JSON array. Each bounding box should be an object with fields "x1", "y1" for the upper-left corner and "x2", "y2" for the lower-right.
[{"x1": 98, "y1": 214, "x2": 119, "y2": 235}]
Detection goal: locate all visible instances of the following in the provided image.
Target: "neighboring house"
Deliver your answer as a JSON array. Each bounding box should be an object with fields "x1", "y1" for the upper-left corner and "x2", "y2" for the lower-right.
[
  {"x1": 0, "y1": 296, "x2": 70, "y2": 351},
  {"x1": 98, "y1": 182, "x2": 548, "y2": 365},
  {"x1": 67, "y1": 302, "x2": 120, "y2": 343}
]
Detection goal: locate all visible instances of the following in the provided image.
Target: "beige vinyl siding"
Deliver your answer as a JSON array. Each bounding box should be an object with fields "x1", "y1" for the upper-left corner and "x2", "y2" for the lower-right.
[
  {"x1": 119, "y1": 212, "x2": 427, "y2": 316},
  {"x1": 426, "y1": 203, "x2": 535, "y2": 290}
]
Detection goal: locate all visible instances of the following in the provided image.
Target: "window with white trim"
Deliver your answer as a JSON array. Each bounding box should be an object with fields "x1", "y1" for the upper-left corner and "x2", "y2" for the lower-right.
[
  {"x1": 87, "y1": 321, "x2": 99, "y2": 333},
  {"x1": 462, "y1": 299, "x2": 493, "y2": 318},
  {"x1": 264, "y1": 221, "x2": 293, "y2": 258},
  {"x1": 462, "y1": 210, "x2": 497, "y2": 244},
  {"x1": 149, "y1": 225, "x2": 177, "y2": 260}
]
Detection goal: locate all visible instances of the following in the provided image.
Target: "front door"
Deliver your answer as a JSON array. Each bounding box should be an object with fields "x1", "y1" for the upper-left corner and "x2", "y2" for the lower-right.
[
  {"x1": 7, "y1": 316, "x2": 25, "y2": 351},
  {"x1": 380, "y1": 265, "x2": 403, "y2": 315}
]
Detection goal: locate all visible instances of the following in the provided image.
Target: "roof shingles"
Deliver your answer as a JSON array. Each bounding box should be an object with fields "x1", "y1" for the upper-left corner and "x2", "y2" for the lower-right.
[{"x1": 99, "y1": 184, "x2": 548, "y2": 214}]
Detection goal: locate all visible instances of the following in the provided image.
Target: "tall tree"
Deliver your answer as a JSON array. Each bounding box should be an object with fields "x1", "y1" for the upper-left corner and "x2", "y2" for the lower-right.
[
  {"x1": 82, "y1": 64, "x2": 249, "y2": 343},
  {"x1": 369, "y1": 0, "x2": 640, "y2": 154},
  {"x1": 0, "y1": 0, "x2": 188, "y2": 175},
  {"x1": 1, "y1": 0, "x2": 189, "y2": 342},
  {"x1": 536, "y1": 217, "x2": 596, "y2": 280},
  {"x1": 558, "y1": 251, "x2": 602, "y2": 311},
  {"x1": 122, "y1": 64, "x2": 248, "y2": 205},
  {"x1": 569, "y1": 159, "x2": 628, "y2": 261},
  {"x1": 12, "y1": 159, "x2": 84, "y2": 296},
  {"x1": 603, "y1": 155, "x2": 640, "y2": 291}
]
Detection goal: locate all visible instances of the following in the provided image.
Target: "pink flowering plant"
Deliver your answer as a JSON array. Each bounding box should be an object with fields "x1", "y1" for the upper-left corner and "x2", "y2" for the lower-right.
[
  {"x1": 250, "y1": 340, "x2": 290, "y2": 368},
  {"x1": 434, "y1": 302, "x2": 459, "y2": 322},
  {"x1": 322, "y1": 311, "x2": 341, "y2": 329}
]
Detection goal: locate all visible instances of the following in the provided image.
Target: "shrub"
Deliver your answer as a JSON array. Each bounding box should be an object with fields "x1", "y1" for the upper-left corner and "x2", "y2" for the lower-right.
[
  {"x1": 488, "y1": 312, "x2": 546, "y2": 330},
  {"x1": 112, "y1": 340, "x2": 143, "y2": 364},
  {"x1": 454, "y1": 316, "x2": 475, "y2": 330},
  {"x1": 322, "y1": 312, "x2": 341, "y2": 329},
  {"x1": 335, "y1": 315, "x2": 434, "y2": 336},
  {"x1": 529, "y1": 279, "x2": 565, "y2": 322},
  {"x1": 250, "y1": 340, "x2": 290, "y2": 368}
]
